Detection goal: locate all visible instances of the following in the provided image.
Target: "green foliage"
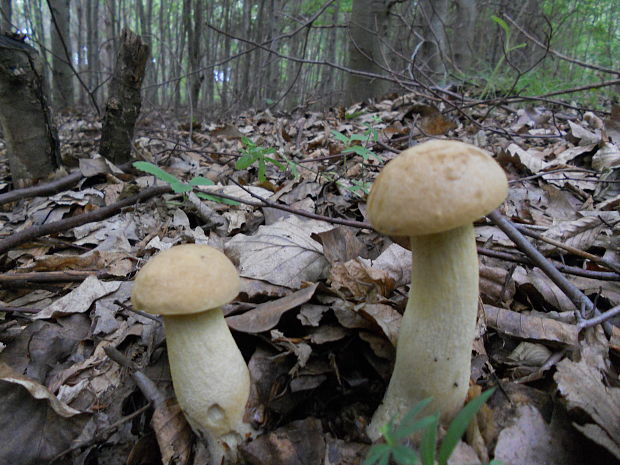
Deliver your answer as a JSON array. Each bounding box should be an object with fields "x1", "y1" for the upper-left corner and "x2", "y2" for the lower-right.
[
  {"x1": 364, "y1": 389, "x2": 498, "y2": 465},
  {"x1": 133, "y1": 161, "x2": 239, "y2": 205},
  {"x1": 331, "y1": 117, "x2": 382, "y2": 163},
  {"x1": 235, "y1": 137, "x2": 293, "y2": 183}
]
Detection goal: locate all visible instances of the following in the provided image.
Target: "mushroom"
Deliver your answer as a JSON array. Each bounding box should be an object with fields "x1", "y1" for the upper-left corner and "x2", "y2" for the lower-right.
[
  {"x1": 131, "y1": 244, "x2": 253, "y2": 462},
  {"x1": 366, "y1": 140, "x2": 507, "y2": 439}
]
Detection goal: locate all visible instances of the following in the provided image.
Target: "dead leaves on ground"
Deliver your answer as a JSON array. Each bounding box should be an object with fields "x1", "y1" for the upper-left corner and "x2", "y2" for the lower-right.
[{"x1": 0, "y1": 98, "x2": 619, "y2": 464}]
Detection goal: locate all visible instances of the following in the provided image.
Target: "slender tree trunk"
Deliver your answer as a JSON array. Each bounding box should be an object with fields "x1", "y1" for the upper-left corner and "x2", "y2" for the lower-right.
[
  {"x1": 49, "y1": 0, "x2": 73, "y2": 107},
  {"x1": 0, "y1": 0, "x2": 12, "y2": 33},
  {"x1": 345, "y1": 0, "x2": 389, "y2": 104}
]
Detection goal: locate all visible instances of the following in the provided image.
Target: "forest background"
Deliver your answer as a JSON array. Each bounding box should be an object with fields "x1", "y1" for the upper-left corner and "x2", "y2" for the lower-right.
[{"x1": 3, "y1": 0, "x2": 619, "y2": 117}]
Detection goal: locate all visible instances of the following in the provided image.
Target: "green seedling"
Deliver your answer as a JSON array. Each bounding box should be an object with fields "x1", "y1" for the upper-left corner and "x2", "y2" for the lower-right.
[
  {"x1": 331, "y1": 117, "x2": 382, "y2": 163},
  {"x1": 133, "y1": 161, "x2": 239, "y2": 205},
  {"x1": 235, "y1": 137, "x2": 292, "y2": 183},
  {"x1": 364, "y1": 389, "x2": 498, "y2": 465}
]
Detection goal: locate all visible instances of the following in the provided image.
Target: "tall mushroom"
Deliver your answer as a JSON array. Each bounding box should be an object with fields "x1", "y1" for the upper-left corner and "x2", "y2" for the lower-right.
[
  {"x1": 366, "y1": 140, "x2": 507, "y2": 439},
  {"x1": 131, "y1": 244, "x2": 252, "y2": 462}
]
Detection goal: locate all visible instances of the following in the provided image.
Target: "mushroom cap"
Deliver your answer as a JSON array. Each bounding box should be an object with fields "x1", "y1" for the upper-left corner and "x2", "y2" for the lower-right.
[
  {"x1": 367, "y1": 140, "x2": 508, "y2": 236},
  {"x1": 132, "y1": 244, "x2": 240, "y2": 315}
]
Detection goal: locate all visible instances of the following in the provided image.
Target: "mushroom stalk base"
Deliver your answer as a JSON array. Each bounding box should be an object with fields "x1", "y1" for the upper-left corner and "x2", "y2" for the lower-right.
[
  {"x1": 163, "y1": 309, "x2": 252, "y2": 462},
  {"x1": 368, "y1": 224, "x2": 479, "y2": 440}
]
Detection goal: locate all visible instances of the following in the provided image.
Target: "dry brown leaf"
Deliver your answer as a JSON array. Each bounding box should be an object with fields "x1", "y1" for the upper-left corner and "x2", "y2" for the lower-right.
[
  {"x1": 227, "y1": 283, "x2": 318, "y2": 333},
  {"x1": 538, "y1": 216, "x2": 605, "y2": 255},
  {"x1": 329, "y1": 259, "x2": 395, "y2": 300},
  {"x1": 0, "y1": 362, "x2": 89, "y2": 465},
  {"x1": 555, "y1": 355, "x2": 620, "y2": 459},
  {"x1": 226, "y1": 216, "x2": 331, "y2": 288},
  {"x1": 239, "y1": 417, "x2": 324, "y2": 465},
  {"x1": 34, "y1": 276, "x2": 122, "y2": 320},
  {"x1": 512, "y1": 266, "x2": 575, "y2": 311},
  {"x1": 494, "y1": 405, "x2": 584, "y2": 465},
  {"x1": 358, "y1": 303, "x2": 402, "y2": 346},
  {"x1": 151, "y1": 399, "x2": 193, "y2": 465},
  {"x1": 484, "y1": 305, "x2": 578, "y2": 346}
]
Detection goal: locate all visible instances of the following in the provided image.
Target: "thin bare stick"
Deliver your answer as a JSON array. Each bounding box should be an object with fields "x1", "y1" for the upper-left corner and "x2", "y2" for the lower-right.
[
  {"x1": 0, "y1": 185, "x2": 171, "y2": 255},
  {"x1": 487, "y1": 210, "x2": 610, "y2": 335}
]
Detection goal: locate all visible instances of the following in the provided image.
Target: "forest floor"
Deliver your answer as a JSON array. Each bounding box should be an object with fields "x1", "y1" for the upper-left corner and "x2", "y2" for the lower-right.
[{"x1": 0, "y1": 93, "x2": 619, "y2": 465}]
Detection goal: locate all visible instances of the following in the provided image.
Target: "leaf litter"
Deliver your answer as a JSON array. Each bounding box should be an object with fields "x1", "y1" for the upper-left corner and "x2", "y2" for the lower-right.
[{"x1": 0, "y1": 98, "x2": 619, "y2": 464}]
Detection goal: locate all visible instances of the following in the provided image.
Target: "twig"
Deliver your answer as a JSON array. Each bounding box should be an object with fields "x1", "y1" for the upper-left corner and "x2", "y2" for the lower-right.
[
  {"x1": 0, "y1": 270, "x2": 114, "y2": 285},
  {"x1": 514, "y1": 224, "x2": 620, "y2": 274},
  {"x1": 0, "y1": 185, "x2": 171, "y2": 255},
  {"x1": 578, "y1": 305, "x2": 620, "y2": 331},
  {"x1": 477, "y1": 246, "x2": 620, "y2": 281},
  {"x1": 487, "y1": 210, "x2": 611, "y2": 336},
  {"x1": 0, "y1": 161, "x2": 133, "y2": 206}
]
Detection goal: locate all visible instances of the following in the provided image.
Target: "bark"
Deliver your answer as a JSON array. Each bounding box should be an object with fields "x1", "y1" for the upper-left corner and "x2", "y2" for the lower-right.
[
  {"x1": 0, "y1": 35, "x2": 59, "y2": 187},
  {"x1": 0, "y1": 0, "x2": 11, "y2": 33},
  {"x1": 415, "y1": 0, "x2": 449, "y2": 83},
  {"x1": 99, "y1": 28, "x2": 149, "y2": 164},
  {"x1": 345, "y1": 0, "x2": 389, "y2": 105},
  {"x1": 48, "y1": 0, "x2": 73, "y2": 107},
  {"x1": 452, "y1": 0, "x2": 477, "y2": 74}
]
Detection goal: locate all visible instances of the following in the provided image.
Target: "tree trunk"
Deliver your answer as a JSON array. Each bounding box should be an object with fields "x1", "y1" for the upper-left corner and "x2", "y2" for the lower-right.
[
  {"x1": 48, "y1": 0, "x2": 73, "y2": 108},
  {"x1": 415, "y1": 0, "x2": 449, "y2": 83},
  {"x1": 0, "y1": 36, "x2": 59, "y2": 187},
  {"x1": 345, "y1": 0, "x2": 389, "y2": 105},
  {"x1": 0, "y1": 0, "x2": 12, "y2": 34},
  {"x1": 99, "y1": 28, "x2": 149, "y2": 164}
]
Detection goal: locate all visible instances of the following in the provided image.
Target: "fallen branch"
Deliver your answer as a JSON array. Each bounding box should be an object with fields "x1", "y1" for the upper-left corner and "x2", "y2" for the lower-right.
[
  {"x1": 487, "y1": 209, "x2": 610, "y2": 336},
  {"x1": 0, "y1": 185, "x2": 171, "y2": 255}
]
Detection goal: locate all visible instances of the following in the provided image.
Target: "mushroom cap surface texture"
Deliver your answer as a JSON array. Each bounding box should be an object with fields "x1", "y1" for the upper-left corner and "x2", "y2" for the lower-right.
[
  {"x1": 132, "y1": 244, "x2": 240, "y2": 315},
  {"x1": 367, "y1": 140, "x2": 508, "y2": 236}
]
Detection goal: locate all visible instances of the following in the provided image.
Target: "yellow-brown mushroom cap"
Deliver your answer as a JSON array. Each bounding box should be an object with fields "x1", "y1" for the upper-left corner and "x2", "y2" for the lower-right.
[
  {"x1": 131, "y1": 244, "x2": 240, "y2": 315},
  {"x1": 367, "y1": 140, "x2": 508, "y2": 236}
]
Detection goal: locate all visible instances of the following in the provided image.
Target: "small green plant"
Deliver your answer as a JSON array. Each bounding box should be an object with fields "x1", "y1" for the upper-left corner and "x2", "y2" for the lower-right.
[
  {"x1": 235, "y1": 137, "x2": 299, "y2": 182},
  {"x1": 133, "y1": 161, "x2": 239, "y2": 205},
  {"x1": 330, "y1": 116, "x2": 382, "y2": 163},
  {"x1": 364, "y1": 389, "x2": 498, "y2": 465}
]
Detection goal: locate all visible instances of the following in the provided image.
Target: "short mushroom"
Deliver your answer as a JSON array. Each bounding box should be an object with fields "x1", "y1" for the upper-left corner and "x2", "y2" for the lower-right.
[
  {"x1": 131, "y1": 244, "x2": 252, "y2": 462},
  {"x1": 366, "y1": 140, "x2": 507, "y2": 439}
]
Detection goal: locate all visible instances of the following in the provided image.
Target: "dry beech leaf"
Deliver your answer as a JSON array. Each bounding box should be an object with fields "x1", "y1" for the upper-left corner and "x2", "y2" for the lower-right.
[
  {"x1": 329, "y1": 259, "x2": 395, "y2": 300},
  {"x1": 227, "y1": 283, "x2": 319, "y2": 333},
  {"x1": 34, "y1": 275, "x2": 122, "y2": 320},
  {"x1": 151, "y1": 399, "x2": 193, "y2": 465},
  {"x1": 592, "y1": 141, "x2": 620, "y2": 170},
  {"x1": 226, "y1": 216, "x2": 332, "y2": 288},
  {"x1": 538, "y1": 216, "x2": 605, "y2": 255},
  {"x1": 512, "y1": 266, "x2": 574, "y2": 311},
  {"x1": 484, "y1": 305, "x2": 578, "y2": 347},
  {"x1": 313, "y1": 226, "x2": 365, "y2": 264},
  {"x1": 358, "y1": 303, "x2": 402, "y2": 346},
  {"x1": 0, "y1": 362, "x2": 89, "y2": 465},
  {"x1": 494, "y1": 405, "x2": 584, "y2": 465},
  {"x1": 501, "y1": 143, "x2": 546, "y2": 173},
  {"x1": 239, "y1": 417, "x2": 324, "y2": 465},
  {"x1": 555, "y1": 355, "x2": 620, "y2": 459}
]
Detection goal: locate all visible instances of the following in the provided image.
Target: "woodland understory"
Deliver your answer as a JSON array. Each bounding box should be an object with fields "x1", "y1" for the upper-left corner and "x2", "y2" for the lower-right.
[{"x1": 0, "y1": 88, "x2": 619, "y2": 465}]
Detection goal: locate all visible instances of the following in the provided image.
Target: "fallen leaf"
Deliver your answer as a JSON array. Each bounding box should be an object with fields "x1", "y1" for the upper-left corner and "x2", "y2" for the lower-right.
[
  {"x1": 226, "y1": 216, "x2": 332, "y2": 288},
  {"x1": 0, "y1": 362, "x2": 89, "y2": 465},
  {"x1": 227, "y1": 283, "x2": 319, "y2": 333},
  {"x1": 484, "y1": 305, "x2": 578, "y2": 347}
]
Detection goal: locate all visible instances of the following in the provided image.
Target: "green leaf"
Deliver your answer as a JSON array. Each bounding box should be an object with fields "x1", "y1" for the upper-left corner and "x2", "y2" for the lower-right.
[
  {"x1": 188, "y1": 176, "x2": 214, "y2": 186},
  {"x1": 437, "y1": 389, "x2": 495, "y2": 465},
  {"x1": 257, "y1": 159, "x2": 267, "y2": 182},
  {"x1": 195, "y1": 191, "x2": 240, "y2": 206},
  {"x1": 392, "y1": 398, "x2": 433, "y2": 440},
  {"x1": 235, "y1": 154, "x2": 259, "y2": 170},
  {"x1": 394, "y1": 414, "x2": 437, "y2": 441},
  {"x1": 419, "y1": 414, "x2": 439, "y2": 465},
  {"x1": 330, "y1": 130, "x2": 351, "y2": 144},
  {"x1": 491, "y1": 15, "x2": 510, "y2": 37},
  {"x1": 363, "y1": 444, "x2": 392, "y2": 465},
  {"x1": 133, "y1": 161, "x2": 191, "y2": 193},
  {"x1": 391, "y1": 444, "x2": 418, "y2": 464},
  {"x1": 133, "y1": 161, "x2": 182, "y2": 185}
]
